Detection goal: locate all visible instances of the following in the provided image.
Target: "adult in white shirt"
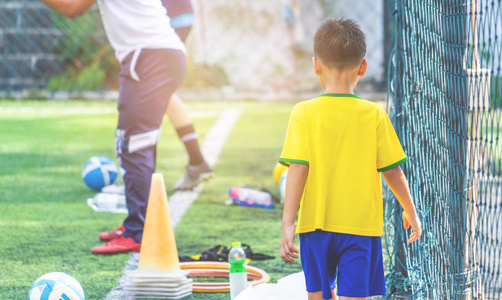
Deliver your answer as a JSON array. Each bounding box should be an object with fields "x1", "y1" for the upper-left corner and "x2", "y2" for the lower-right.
[{"x1": 40, "y1": 0, "x2": 187, "y2": 254}]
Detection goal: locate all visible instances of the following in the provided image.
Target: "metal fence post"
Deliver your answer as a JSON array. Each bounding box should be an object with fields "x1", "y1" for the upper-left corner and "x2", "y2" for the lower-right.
[
  {"x1": 443, "y1": 0, "x2": 469, "y2": 298},
  {"x1": 392, "y1": 1, "x2": 410, "y2": 295}
]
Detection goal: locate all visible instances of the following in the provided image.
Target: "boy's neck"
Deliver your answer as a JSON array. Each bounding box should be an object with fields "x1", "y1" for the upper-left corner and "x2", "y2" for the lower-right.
[
  {"x1": 321, "y1": 70, "x2": 359, "y2": 95},
  {"x1": 324, "y1": 87, "x2": 354, "y2": 94}
]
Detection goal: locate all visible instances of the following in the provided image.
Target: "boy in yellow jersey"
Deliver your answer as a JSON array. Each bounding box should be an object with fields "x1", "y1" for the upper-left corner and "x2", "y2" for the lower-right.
[{"x1": 279, "y1": 18, "x2": 422, "y2": 300}]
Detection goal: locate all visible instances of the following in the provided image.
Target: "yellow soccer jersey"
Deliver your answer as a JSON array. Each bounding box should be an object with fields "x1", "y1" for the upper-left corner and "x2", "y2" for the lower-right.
[{"x1": 279, "y1": 93, "x2": 407, "y2": 236}]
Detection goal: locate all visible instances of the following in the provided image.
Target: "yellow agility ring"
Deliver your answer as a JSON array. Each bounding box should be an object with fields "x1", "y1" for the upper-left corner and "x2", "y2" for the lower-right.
[{"x1": 180, "y1": 261, "x2": 270, "y2": 293}]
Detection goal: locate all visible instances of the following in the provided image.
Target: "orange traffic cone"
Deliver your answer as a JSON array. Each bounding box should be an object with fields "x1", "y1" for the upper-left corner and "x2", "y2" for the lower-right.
[{"x1": 125, "y1": 173, "x2": 192, "y2": 299}]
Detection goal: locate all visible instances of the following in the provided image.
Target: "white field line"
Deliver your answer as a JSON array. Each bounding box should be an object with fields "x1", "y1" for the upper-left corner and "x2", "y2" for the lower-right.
[{"x1": 105, "y1": 108, "x2": 242, "y2": 300}]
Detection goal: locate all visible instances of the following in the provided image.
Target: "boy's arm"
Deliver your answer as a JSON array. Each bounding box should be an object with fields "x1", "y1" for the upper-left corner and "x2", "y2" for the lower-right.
[
  {"x1": 280, "y1": 162, "x2": 308, "y2": 263},
  {"x1": 39, "y1": 0, "x2": 96, "y2": 19},
  {"x1": 383, "y1": 165, "x2": 422, "y2": 243}
]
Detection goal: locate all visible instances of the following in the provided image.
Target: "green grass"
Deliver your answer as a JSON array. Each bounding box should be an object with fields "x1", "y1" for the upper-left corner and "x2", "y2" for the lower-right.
[{"x1": 0, "y1": 99, "x2": 300, "y2": 299}]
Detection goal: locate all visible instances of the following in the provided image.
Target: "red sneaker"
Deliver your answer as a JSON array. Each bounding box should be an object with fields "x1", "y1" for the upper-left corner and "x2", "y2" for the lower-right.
[
  {"x1": 99, "y1": 225, "x2": 124, "y2": 241},
  {"x1": 92, "y1": 236, "x2": 141, "y2": 255}
]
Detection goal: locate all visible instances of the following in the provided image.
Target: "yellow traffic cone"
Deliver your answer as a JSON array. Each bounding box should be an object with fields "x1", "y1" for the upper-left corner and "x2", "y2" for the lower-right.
[
  {"x1": 138, "y1": 173, "x2": 180, "y2": 272},
  {"x1": 126, "y1": 173, "x2": 192, "y2": 299}
]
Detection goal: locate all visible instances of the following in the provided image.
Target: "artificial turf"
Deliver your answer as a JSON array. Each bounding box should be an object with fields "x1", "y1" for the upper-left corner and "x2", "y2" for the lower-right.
[{"x1": 0, "y1": 99, "x2": 301, "y2": 299}]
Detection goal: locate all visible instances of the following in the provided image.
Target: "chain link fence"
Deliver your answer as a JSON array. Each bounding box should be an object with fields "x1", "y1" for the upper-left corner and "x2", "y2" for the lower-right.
[
  {"x1": 0, "y1": 0, "x2": 114, "y2": 96},
  {"x1": 386, "y1": 0, "x2": 502, "y2": 298},
  {"x1": 0, "y1": 0, "x2": 388, "y2": 98}
]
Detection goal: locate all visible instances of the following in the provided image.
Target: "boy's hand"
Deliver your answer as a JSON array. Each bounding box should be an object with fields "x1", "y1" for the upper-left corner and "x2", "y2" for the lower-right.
[
  {"x1": 280, "y1": 223, "x2": 299, "y2": 263},
  {"x1": 403, "y1": 211, "x2": 422, "y2": 243}
]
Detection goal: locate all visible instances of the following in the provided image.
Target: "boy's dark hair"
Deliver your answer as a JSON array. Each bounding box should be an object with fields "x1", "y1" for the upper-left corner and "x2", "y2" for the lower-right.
[{"x1": 314, "y1": 18, "x2": 366, "y2": 70}]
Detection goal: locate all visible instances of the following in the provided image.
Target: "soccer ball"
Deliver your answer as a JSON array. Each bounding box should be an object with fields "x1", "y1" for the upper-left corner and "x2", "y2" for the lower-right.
[
  {"x1": 28, "y1": 272, "x2": 85, "y2": 300},
  {"x1": 82, "y1": 155, "x2": 118, "y2": 191},
  {"x1": 278, "y1": 170, "x2": 288, "y2": 204}
]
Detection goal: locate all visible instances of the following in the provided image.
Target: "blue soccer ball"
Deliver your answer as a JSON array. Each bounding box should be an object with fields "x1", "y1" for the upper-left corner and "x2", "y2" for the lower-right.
[
  {"x1": 82, "y1": 156, "x2": 118, "y2": 191},
  {"x1": 28, "y1": 272, "x2": 85, "y2": 300}
]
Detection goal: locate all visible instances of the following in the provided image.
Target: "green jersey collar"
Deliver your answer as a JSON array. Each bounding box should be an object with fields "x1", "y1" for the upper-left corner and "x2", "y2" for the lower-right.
[{"x1": 320, "y1": 93, "x2": 361, "y2": 99}]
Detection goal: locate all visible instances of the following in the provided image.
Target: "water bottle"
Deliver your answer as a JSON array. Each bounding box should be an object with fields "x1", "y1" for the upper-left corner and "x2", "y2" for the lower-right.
[
  {"x1": 229, "y1": 242, "x2": 247, "y2": 299},
  {"x1": 87, "y1": 193, "x2": 128, "y2": 213},
  {"x1": 229, "y1": 187, "x2": 272, "y2": 206}
]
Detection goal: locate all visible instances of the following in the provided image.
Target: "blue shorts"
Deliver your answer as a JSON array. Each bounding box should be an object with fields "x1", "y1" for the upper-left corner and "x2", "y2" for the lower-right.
[{"x1": 299, "y1": 230, "x2": 386, "y2": 299}]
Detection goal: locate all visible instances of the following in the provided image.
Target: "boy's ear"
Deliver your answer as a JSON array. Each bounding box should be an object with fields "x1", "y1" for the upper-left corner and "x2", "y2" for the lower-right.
[
  {"x1": 313, "y1": 56, "x2": 322, "y2": 75},
  {"x1": 358, "y1": 59, "x2": 368, "y2": 77}
]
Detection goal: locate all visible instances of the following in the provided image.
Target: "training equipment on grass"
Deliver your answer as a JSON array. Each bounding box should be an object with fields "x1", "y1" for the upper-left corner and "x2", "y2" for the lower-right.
[
  {"x1": 82, "y1": 156, "x2": 118, "y2": 191},
  {"x1": 125, "y1": 173, "x2": 192, "y2": 299},
  {"x1": 278, "y1": 170, "x2": 287, "y2": 204},
  {"x1": 179, "y1": 243, "x2": 275, "y2": 263},
  {"x1": 87, "y1": 192, "x2": 127, "y2": 214},
  {"x1": 179, "y1": 261, "x2": 269, "y2": 293},
  {"x1": 273, "y1": 162, "x2": 288, "y2": 186},
  {"x1": 28, "y1": 272, "x2": 85, "y2": 300},
  {"x1": 229, "y1": 187, "x2": 275, "y2": 209}
]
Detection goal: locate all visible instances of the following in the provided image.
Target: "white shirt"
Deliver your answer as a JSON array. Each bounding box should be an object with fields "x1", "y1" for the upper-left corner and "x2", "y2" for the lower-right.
[{"x1": 98, "y1": 0, "x2": 185, "y2": 63}]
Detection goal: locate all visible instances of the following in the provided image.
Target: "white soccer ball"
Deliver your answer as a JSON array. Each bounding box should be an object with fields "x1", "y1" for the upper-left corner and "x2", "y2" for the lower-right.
[
  {"x1": 278, "y1": 170, "x2": 288, "y2": 204},
  {"x1": 82, "y1": 155, "x2": 118, "y2": 191},
  {"x1": 28, "y1": 272, "x2": 85, "y2": 300}
]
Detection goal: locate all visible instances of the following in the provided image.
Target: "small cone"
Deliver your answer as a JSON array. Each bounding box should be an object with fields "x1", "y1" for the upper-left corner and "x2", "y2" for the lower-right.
[
  {"x1": 126, "y1": 173, "x2": 192, "y2": 299},
  {"x1": 138, "y1": 173, "x2": 180, "y2": 272}
]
